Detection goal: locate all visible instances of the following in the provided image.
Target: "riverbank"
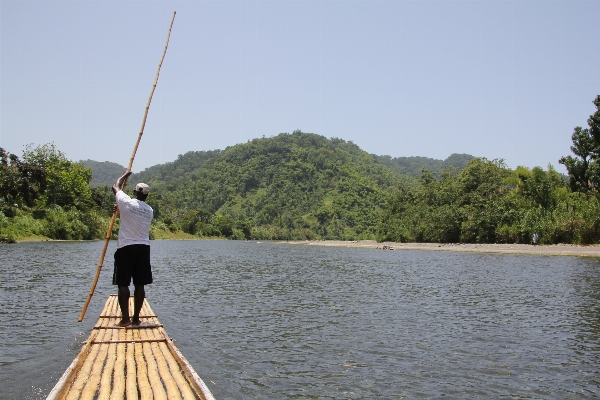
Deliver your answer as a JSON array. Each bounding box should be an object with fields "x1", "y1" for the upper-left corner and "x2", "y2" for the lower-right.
[
  {"x1": 11, "y1": 229, "x2": 199, "y2": 243},
  {"x1": 283, "y1": 240, "x2": 600, "y2": 257},
  {"x1": 10, "y1": 235, "x2": 600, "y2": 257}
]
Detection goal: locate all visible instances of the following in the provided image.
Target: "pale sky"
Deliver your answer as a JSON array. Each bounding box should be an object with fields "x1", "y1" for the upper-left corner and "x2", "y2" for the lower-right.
[{"x1": 1, "y1": 0, "x2": 599, "y2": 173}]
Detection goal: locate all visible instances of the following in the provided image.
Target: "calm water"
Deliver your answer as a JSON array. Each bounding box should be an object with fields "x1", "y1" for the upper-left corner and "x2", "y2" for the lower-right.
[{"x1": 0, "y1": 240, "x2": 599, "y2": 399}]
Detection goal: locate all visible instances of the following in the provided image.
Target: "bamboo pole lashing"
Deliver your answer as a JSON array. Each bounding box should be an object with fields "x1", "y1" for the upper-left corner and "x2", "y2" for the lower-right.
[
  {"x1": 93, "y1": 324, "x2": 163, "y2": 330},
  {"x1": 78, "y1": 10, "x2": 176, "y2": 322},
  {"x1": 92, "y1": 338, "x2": 167, "y2": 345}
]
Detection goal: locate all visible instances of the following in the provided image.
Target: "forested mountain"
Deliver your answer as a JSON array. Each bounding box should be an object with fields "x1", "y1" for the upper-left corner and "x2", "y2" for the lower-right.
[
  {"x1": 81, "y1": 133, "x2": 477, "y2": 240},
  {"x1": 133, "y1": 131, "x2": 405, "y2": 239},
  {"x1": 4, "y1": 96, "x2": 599, "y2": 244},
  {"x1": 81, "y1": 160, "x2": 126, "y2": 187},
  {"x1": 131, "y1": 150, "x2": 222, "y2": 184},
  {"x1": 375, "y1": 153, "x2": 475, "y2": 176},
  {"x1": 84, "y1": 130, "x2": 588, "y2": 243}
]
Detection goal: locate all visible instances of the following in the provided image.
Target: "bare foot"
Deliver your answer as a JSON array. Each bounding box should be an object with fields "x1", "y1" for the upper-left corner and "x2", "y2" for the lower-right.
[{"x1": 116, "y1": 319, "x2": 132, "y2": 328}]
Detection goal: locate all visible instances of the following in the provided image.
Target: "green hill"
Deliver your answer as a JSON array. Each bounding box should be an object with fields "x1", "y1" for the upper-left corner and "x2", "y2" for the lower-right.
[
  {"x1": 375, "y1": 153, "x2": 475, "y2": 176},
  {"x1": 81, "y1": 160, "x2": 126, "y2": 187},
  {"x1": 84, "y1": 132, "x2": 476, "y2": 240},
  {"x1": 132, "y1": 131, "x2": 405, "y2": 239},
  {"x1": 132, "y1": 149, "x2": 222, "y2": 184}
]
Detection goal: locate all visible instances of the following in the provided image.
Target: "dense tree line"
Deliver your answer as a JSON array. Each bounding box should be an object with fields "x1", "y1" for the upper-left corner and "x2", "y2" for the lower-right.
[
  {"x1": 81, "y1": 160, "x2": 127, "y2": 187},
  {"x1": 375, "y1": 159, "x2": 596, "y2": 244},
  {"x1": 135, "y1": 131, "x2": 402, "y2": 240},
  {"x1": 375, "y1": 153, "x2": 475, "y2": 177},
  {"x1": 559, "y1": 95, "x2": 600, "y2": 193},
  {"x1": 0, "y1": 143, "x2": 108, "y2": 242},
  {"x1": 2, "y1": 96, "x2": 599, "y2": 244},
  {"x1": 377, "y1": 96, "x2": 600, "y2": 244}
]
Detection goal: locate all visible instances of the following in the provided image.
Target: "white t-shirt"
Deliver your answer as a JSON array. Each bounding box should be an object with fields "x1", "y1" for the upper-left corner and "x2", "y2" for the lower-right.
[{"x1": 115, "y1": 190, "x2": 153, "y2": 248}]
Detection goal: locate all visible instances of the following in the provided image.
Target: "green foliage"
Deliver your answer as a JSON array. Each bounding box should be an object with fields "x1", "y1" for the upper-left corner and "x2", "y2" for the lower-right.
[
  {"x1": 376, "y1": 158, "x2": 600, "y2": 244},
  {"x1": 0, "y1": 209, "x2": 44, "y2": 242},
  {"x1": 138, "y1": 131, "x2": 400, "y2": 240},
  {"x1": 0, "y1": 147, "x2": 47, "y2": 207},
  {"x1": 91, "y1": 185, "x2": 117, "y2": 216},
  {"x1": 131, "y1": 150, "x2": 222, "y2": 185},
  {"x1": 375, "y1": 153, "x2": 476, "y2": 177},
  {"x1": 42, "y1": 206, "x2": 107, "y2": 240},
  {"x1": 0, "y1": 144, "x2": 109, "y2": 242},
  {"x1": 559, "y1": 95, "x2": 600, "y2": 193},
  {"x1": 4, "y1": 114, "x2": 599, "y2": 245},
  {"x1": 81, "y1": 160, "x2": 126, "y2": 187},
  {"x1": 22, "y1": 143, "x2": 95, "y2": 211}
]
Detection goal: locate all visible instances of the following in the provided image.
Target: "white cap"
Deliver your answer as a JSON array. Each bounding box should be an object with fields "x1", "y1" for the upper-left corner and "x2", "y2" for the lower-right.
[{"x1": 134, "y1": 183, "x2": 150, "y2": 194}]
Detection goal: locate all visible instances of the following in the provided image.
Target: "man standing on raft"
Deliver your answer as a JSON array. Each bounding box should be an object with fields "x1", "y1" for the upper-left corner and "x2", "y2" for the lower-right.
[{"x1": 112, "y1": 170, "x2": 154, "y2": 328}]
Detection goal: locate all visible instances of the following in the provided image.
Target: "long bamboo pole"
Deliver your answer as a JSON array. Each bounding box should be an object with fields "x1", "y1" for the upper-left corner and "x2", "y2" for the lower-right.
[{"x1": 79, "y1": 11, "x2": 176, "y2": 322}]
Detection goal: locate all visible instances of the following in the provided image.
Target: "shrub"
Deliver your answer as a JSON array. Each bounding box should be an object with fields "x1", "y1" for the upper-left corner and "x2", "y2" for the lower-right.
[
  {"x1": 0, "y1": 209, "x2": 44, "y2": 242},
  {"x1": 43, "y1": 207, "x2": 92, "y2": 240}
]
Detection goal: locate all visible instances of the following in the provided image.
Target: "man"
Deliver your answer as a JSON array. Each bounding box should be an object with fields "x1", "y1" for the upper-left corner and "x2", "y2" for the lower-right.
[{"x1": 112, "y1": 170, "x2": 154, "y2": 327}]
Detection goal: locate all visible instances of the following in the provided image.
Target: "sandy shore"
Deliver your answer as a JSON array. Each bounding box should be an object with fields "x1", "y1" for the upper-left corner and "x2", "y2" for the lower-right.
[
  {"x1": 12, "y1": 236, "x2": 600, "y2": 257},
  {"x1": 282, "y1": 240, "x2": 600, "y2": 257}
]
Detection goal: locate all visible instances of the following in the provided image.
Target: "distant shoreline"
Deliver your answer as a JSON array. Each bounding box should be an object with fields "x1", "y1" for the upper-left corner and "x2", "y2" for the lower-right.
[
  {"x1": 281, "y1": 240, "x2": 600, "y2": 258},
  {"x1": 10, "y1": 237, "x2": 600, "y2": 257}
]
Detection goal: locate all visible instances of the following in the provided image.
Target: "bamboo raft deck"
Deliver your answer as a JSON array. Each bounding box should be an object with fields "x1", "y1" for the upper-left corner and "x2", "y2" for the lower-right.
[{"x1": 47, "y1": 295, "x2": 215, "y2": 400}]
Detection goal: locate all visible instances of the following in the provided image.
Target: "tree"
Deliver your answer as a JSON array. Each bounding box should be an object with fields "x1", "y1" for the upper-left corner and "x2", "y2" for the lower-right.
[
  {"x1": 457, "y1": 158, "x2": 512, "y2": 243},
  {"x1": 559, "y1": 95, "x2": 600, "y2": 193},
  {"x1": 22, "y1": 143, "x2": 94, "y2": 210},
  {"x1": 513, "y1": 165, "x2": 565, "y2": 209},
  {"x1": 0, "y1": 148, "x2": 47, "y2": 207},
  {"x1": 0, "y1": 148, "x2": 23, "y2": 205}
]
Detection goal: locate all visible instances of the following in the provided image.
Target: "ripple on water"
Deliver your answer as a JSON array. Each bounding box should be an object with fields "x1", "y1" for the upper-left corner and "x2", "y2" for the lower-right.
[{"x1": 1, "y1": 240, "x2": 599, "y2": 399}]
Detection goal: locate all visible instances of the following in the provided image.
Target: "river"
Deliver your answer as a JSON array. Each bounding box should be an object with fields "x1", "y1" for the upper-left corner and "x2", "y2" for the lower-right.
[{"x1": 0, "y1": 240, "x2": 598, "y2": 399}]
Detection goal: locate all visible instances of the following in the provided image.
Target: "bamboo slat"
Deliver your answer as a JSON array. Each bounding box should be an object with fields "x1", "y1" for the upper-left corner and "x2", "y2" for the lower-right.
[
  {"x1": 134, "y1": 339, "x2": 153, "y2": 399},
  {"x1": 125, "y1": 334, "x2": 137, "y2": 400},
  {"x1": 159, "y1": 341, "x2": 197, "y2": 400},
  {"x1": 80, "y1": 327, "x2": 108, "y2": 400},
  {"x1": 49, "y1": 296, "x2": 215, "y2": 400},
  {"x1": 109, "y1": 330, "x2": 127, "y2": 400},
  {"x1": 141, "y1": 328, "x2": 168, "y2": 400},
  {"x1": 149, "y1": 330, "x2": 182, "y2": 400},
  {"x1": 97, "y1": 330, "x2": 117, "y2": 400},
  {"x1": 65, "y1": 333, "x2": 102, "y2": 400}
]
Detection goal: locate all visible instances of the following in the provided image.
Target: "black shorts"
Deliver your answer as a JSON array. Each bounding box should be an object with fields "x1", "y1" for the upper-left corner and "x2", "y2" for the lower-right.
[{"x1": 113, "y1": 245, "x2": 153, "y2": 286}]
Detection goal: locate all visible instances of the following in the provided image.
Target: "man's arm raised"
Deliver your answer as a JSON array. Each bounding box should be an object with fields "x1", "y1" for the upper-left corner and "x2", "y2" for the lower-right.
[{"x1": 112, "y1": 170, "x2": 132, "y2": 195}]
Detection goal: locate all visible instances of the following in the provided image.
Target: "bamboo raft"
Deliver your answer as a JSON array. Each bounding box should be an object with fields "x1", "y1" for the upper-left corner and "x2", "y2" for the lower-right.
[{"x1": 48, "y1": 295, "x2": 215, "y2": 400}]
